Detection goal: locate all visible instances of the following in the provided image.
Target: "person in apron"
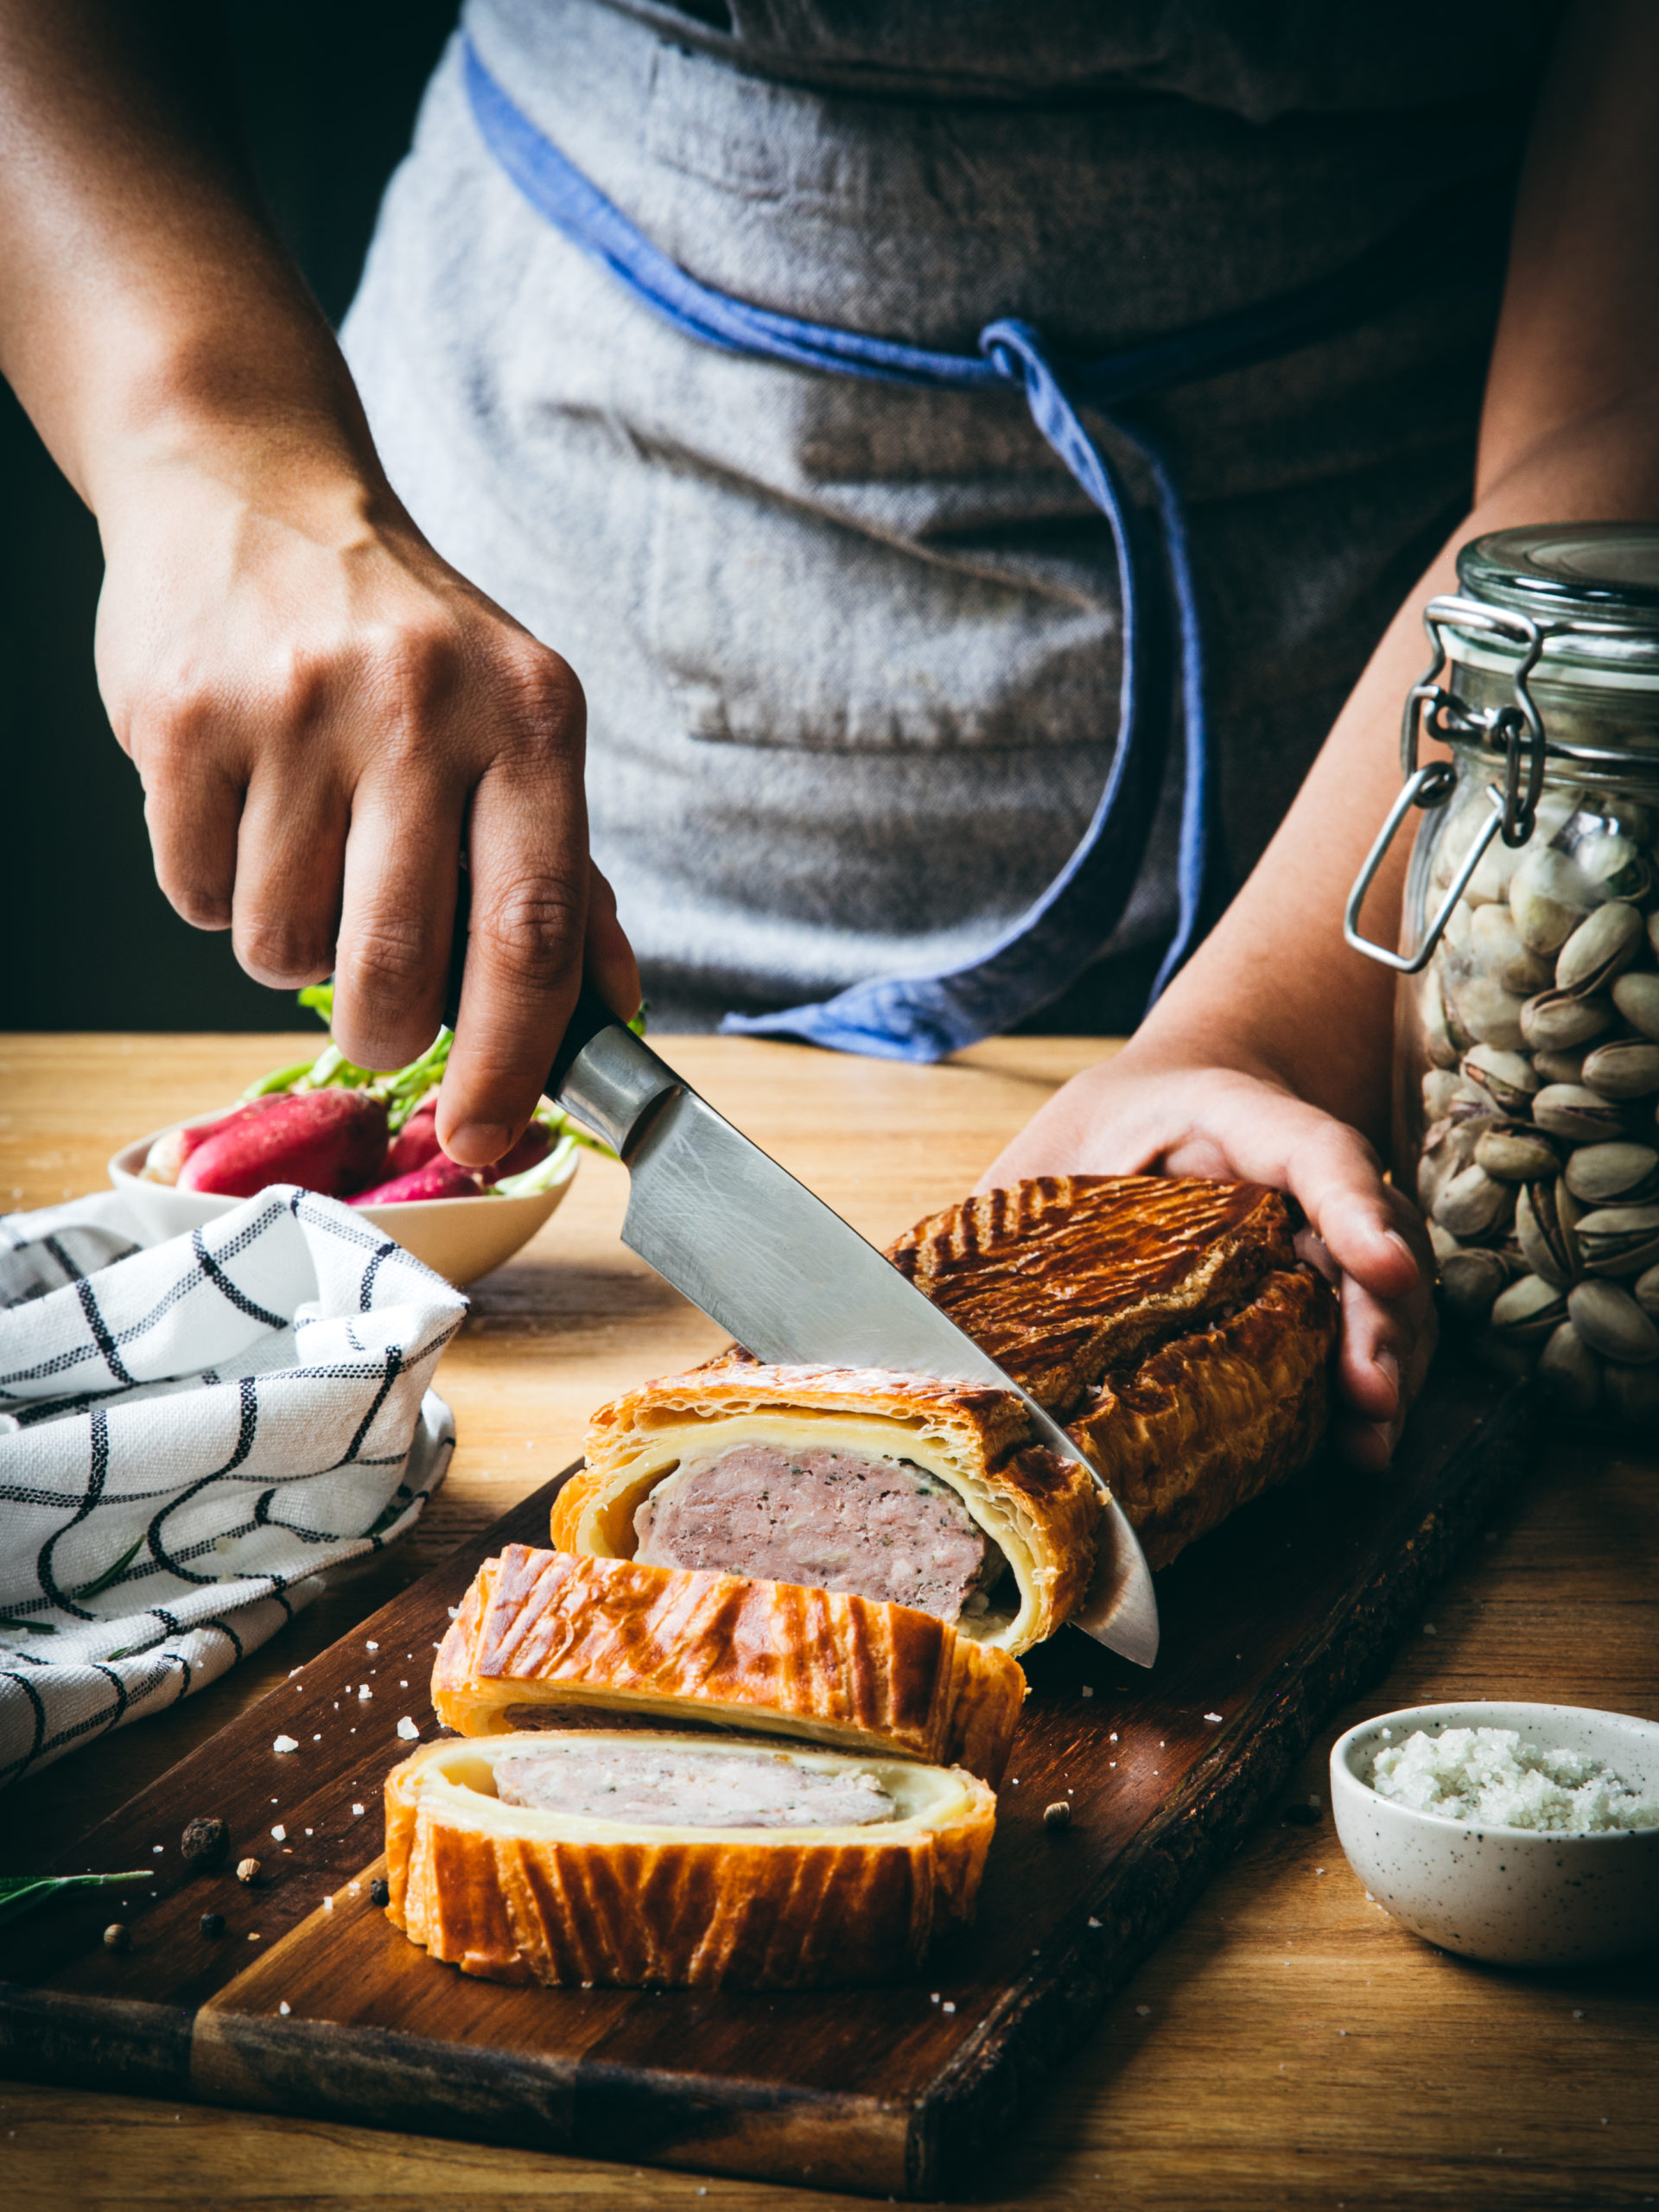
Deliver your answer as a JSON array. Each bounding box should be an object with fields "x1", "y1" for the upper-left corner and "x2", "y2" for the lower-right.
[{"x1": 3, "y1": 0, "x2": 1655, "y2": 1466}]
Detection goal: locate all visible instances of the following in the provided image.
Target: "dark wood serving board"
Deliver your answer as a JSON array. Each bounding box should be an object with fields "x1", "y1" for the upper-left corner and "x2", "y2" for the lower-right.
[{"x1": 0, "y1": 1357, "x2": 1527, "y2": 2200}]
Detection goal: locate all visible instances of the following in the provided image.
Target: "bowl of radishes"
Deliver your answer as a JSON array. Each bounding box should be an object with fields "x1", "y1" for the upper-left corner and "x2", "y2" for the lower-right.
[{"x1": 108, "y1": 988, "x2": 591, "y2": 1287}]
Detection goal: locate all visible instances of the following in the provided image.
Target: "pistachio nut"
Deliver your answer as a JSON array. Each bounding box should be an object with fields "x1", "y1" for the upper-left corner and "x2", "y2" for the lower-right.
[
  {"x1": 1427, "y1": 1219, "x2": 1464, "y2": 1268},
  {"x1": 1474, "y1": 1124, "x2": 1560, "y2": 1182},
  {"x1": 1421, "y1": 1067, "x2": 1463, "y2": 1123},
  {"x1": 1532, "y1": 1046, "x2": 1590, "y2": 1086},
  {"x1": 1416, "y1": 1116, "x2": 1482, "y2": 1211},
  {"x1": 1439, "y1": 1245, "x2": 1510, "y2": 1321},
  {"x1": 1604, "y1": 1360, "x2": 1659, "y2": 1427},
  {"x1": 1443, "y1": 969, "x2": 1527, "y2": 1052},
  {"x1": 1433, "y1": 1162, "x2": 1515, "y2": 1241},
  {"x1": 1516, "y1": 1175, "x2": 1582, "y2": 1288},
  {"x1": 1537, "y1": 1319, "x2": 1601, "y2": 1415},
  {"x1": 1460, "y1": 1046, "x2": 1540, "y2": 1116},
  {"x1": 1509, "y1": 844, "x2": 1592, "y2": 956},
  {"x1": 1573, "y1": 831, "x2": 1652, "y2": 906},
  {"x1": 1555, "y1": 900, "x2": 1645, "y2": 996},
  {"x1": 1611, "y1": 970, "x2": 1659, "y2": 1044},
  {"x1": 1635, "y1": 1262, "x2": 1659, "y2": 1319},
  {"x1": 1567, "y1": 1277, "x2": 1659, "y2": 1364},
  {"x1": 1490, "y1": 1272, "x2": 1569, "y2": 1344},
  {"x1": 1563, "y1": 1141, "x2": 1659, "y2": 1207},
  {"x1": 1422, "y1": 976, "x2": 1462, "y2": 1071},
  {"x1": 1468, "y1": 901, "x2": 1554, "y2": 996},
  {"x1": 1532, "y1": 1084, "x2": 1635, "y2": 1145},
  {"x1": 1573, "y1": 1204, "x2": 1659, "y2": 1280},
  {"x1": 1518, "y1": 988, "x2": 1613, "y2": 1052},
  {"x1": 1581, "y1": 1038, "x2": 1659, "y2": 1101}
]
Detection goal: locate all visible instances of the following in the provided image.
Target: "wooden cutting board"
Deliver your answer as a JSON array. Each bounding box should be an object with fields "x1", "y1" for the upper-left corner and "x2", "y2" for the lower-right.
[{"x1": 0, "y1": 1357, "x2": 1525, "y2": 2201}]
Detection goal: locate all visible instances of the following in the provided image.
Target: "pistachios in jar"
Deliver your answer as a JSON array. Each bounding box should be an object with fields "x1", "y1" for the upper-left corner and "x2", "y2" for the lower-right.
[{"x1": 1350, "y1": 525, "x2": 1659, "y2": 1428}]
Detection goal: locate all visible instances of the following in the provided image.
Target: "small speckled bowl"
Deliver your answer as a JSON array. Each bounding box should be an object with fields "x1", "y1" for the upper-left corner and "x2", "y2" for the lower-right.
[{"x1": 1330, "y1": 1701, "x2": 1659, "y2": 1968}]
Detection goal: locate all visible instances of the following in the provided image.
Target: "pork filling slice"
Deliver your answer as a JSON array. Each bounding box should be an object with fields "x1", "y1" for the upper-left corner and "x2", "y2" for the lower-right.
[
  {"x1": 493, "y1": 1739, "x2": 895, "y2": 1828},
  {"x1": 632, "y1": 1443, "x2": 1007, "y2": 1620}
]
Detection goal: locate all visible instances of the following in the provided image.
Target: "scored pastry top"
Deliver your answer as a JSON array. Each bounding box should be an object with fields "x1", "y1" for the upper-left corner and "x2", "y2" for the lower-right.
[{"x1": 887, "y1": 1173, "x2": 1300, "y2": 1416}]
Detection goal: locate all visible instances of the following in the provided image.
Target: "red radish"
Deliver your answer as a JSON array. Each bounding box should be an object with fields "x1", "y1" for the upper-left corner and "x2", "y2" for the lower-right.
[
  {"x1": 180, "y1": 1090, "x2": 389, "y2": 1199},
  {"x1": 384, "y1": 1103, "x2": 442, "y2": 1179},
  {"x1": 348, "y1": 1156, "x2": 482, "y2": 1206},
  {"x1": 485, "y1": 1122, "x2": 552, "y2": 1179},
  {"x1": 141, "y1": 1097, "x2": 287, "y2": 1186}
]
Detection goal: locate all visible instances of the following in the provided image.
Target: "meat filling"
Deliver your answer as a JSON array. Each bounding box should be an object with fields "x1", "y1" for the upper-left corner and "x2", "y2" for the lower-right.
[
  {"x1": 493, "y1": 1740, "x2": 895, "y2": 1828},
  {"x1": 632, "y1": 1444, "x2": 1007, "y2": 1620}
]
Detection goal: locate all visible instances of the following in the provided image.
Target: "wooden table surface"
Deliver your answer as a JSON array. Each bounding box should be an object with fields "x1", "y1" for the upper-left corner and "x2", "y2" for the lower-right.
[{"x1": 2, "y1": 1033, "x2": 1656, "y2": 2212}]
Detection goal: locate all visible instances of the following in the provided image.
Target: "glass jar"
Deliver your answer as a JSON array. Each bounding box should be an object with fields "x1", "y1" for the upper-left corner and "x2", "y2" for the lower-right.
[{"x1": 1346, "y1": 524, "x2": 1659, "y2": 1427}]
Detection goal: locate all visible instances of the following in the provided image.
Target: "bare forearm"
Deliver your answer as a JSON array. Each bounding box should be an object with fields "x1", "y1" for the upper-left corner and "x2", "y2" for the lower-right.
[{"x1": 0, "y1": 0, "x2": 377, "y2": 510}]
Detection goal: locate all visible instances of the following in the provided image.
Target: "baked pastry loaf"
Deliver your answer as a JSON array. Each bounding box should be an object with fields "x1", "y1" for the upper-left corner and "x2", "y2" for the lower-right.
[
  {"x1": 891, "y1": 1175, "x2": 1338, "y2": 1568},
  {"x1": 552, "y1": 1364, "x2": 1100, "y2": 1656},
  {"x1": 385, "y1": 1731, "x2": 996, "y2": 1988},
  {"x1": 434, "y1": 1543, "x2": 1026, "y2": 1784}
]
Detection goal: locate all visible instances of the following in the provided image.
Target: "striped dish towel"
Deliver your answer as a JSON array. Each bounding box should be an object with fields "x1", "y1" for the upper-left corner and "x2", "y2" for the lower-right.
[{"x1": 0, "y1": 1186, "x2": 464, "y2": 1785}]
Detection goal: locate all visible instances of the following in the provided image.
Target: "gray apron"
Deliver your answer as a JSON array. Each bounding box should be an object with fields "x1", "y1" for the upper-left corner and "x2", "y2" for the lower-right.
[{"x1": 342, "y1": 0, "x2": 1552, "y2": 1030}]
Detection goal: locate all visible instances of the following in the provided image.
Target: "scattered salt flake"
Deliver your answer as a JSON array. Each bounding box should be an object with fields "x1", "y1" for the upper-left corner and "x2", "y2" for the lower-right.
[
  {"x1": 1204, "y1": 1713, "x2": 1223, "y2": 1725},
  {"x1": 351, "y1": 1802, "x2": 366, "y2": 1817},
  {"x1": 1315, "y1": 1867, "x2": 1325, "y2": 1875},
  {"x1": 930, "y1": 1993, "x2": 940, "y2": 2004},
  {"x1": 1135, "y1": 2005, "x2": 1150, "y2": 2017},
  {"x1": 1573, "y1": 2010, "x2": 1585, "y2": 2019},
  {"x1": 248, "y1": 1933, "x2": 261, "y2": 1942},
  {"x1": 358, "y1": 1687, "x2": 372, "y2": 1701},
  {"x1": 399, "y1": 1681, "x2": 409, "y2": 1689},
  {"x1": 1109, "y1": 1732, "x2": 1119, "y2": 1743},
  {"x1": 152, "y1": 1846, "x2": 163, "y2": 1855},
  {"x1": 312, "y1": 1734, "x2": 321, "y2": 1743},
  {"x1": 941, "y1": 2001, "x2": 956, "y2": 2014},
  {"x1": 365, "y1": 1641, "x2": 378, "y2": 1653},
  {"x1": 1087, "y1": 1917, "x2": 1101, "y2": 1929},
  {"x1": 270, "y1": 1824, "x2": 286, "y2": 1842},
  {"x1": 1081, "y1": 1686, "x2": 1094, "y2": 1699},
  {"x1": 278, "y1": 2002, "x2": 291, "y2": 2018},
  {"x1": 303, "y1": 1828, "x2": 313, "y2": 1837},
  {"x1": 322, "y1": 1898, "x2": 334, "y2": 1911},
  {"x1": 447, "y1": 1607, "x2": 460, "y2": 1620},
  {"x1": 1422, "y1": 1623, "x2": 1438, "y2": 1637},
  {"x1": 272, "y1": 1735, "x2": 298, "y2": 1754},
  {"x1": 396, "y1": 1717, "x2": 420, "y2": 1742}
]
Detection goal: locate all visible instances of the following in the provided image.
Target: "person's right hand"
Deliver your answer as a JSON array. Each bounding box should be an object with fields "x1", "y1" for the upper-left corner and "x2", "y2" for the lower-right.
[{"x1": 94, "y1": 446, "x2": 639, "y2": 1166}]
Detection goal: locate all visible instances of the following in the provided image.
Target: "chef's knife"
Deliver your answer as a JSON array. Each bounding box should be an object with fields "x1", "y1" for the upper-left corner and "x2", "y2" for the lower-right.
[{"x1": 451, "y1": 962, "x2": 1159, "y2": 1664}]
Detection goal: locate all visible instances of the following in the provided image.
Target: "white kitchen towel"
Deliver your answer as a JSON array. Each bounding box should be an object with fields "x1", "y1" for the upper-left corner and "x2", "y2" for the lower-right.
[{"x1": 0, "y1": 1185, "x2": 466, "y2": 1785}]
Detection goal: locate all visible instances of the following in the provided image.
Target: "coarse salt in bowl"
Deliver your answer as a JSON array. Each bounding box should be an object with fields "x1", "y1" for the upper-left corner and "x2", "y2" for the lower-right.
[{"x1": 1330, "y1": 1701, "x2": 1659, "y2": 1967}]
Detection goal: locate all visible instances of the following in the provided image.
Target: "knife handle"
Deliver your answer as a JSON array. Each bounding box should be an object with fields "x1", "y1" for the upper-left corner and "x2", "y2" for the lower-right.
[{"x1": 442, "y1": 893, "x2": 677, "y2": 1160}]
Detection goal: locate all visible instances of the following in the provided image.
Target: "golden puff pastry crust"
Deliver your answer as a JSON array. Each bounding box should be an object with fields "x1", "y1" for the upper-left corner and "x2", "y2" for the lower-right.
[
  {"x1": 887, "y1": 1173, "x2": 1302, "y2": 1418},
  {"x1": 433, "y1": 1544, "x2": 1026, "y2": 1784},
  {"x1": 384, "y1": 1731, "x2": 997, "y2": 1989},
  {"x1": 553, "y1": 1364, "x2": 1102, "y2": 1655},
  {"x1": 1068, "y1": 1264, "x2": 1340, "y2": 1570}
]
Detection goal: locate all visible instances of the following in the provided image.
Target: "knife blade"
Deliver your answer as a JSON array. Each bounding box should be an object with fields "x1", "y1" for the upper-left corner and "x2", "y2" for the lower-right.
[
  {"x1": 439, "y1": 948, "x2": 1159, "y2": 1663},
  {"x1": 532, "y1": 983, "x2": 1160, "y2": 1665}
]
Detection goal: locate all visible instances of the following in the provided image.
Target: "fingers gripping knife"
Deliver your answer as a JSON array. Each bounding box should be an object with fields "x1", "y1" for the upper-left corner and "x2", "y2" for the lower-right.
[{"x1": 455, "y1": 964, "x2": 1160, "y2": 1665}]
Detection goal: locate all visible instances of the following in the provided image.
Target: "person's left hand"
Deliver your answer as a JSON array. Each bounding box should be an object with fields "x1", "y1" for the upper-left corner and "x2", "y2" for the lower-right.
[{"x1": 979, "y1": 1045, "x2": 1437, "y2": 1469}]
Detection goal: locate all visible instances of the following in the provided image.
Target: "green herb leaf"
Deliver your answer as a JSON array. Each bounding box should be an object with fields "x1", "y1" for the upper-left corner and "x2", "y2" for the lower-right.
[
  {"x1": 297, "y1": 982, "x2": 334, "y2": 1028},
  {"x1": 74, "y1": 1534, "x2": 145, "y2": 1602},
  {"x1": 0, "y1": 1871, "x2": 151, "y2": 1930},
  {"x1": 239, "y1": 1058, "x2": 318, "y2": 1103}
]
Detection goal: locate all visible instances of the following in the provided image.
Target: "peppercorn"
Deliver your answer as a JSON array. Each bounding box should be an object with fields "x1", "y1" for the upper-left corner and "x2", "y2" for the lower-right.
[
  {"x1": 181, "y1": 1815, "x2": 229, "y2": 1871},
  {"x1": 369, "y1": 1877, "x2": 390, "y2": 1909},
  {"x1": 200, "y1": 1911, "x2": 226, "y2": 1938},
  {"x1": 103, "y1": 1922, "x2": 130, "y2": 1951},
  {"x1": 235, "y1": 1857, "x2": 262, "y2": 1885},
  {"x1": 1042, "y1": 1800, "x2": 1073, "y2": 1832}
]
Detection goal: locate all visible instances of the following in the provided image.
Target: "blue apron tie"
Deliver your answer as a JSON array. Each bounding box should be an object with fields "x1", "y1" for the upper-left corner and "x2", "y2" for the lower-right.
[{"x1": 462, "y1": 38, "x2": 1502, "y2": 1060}]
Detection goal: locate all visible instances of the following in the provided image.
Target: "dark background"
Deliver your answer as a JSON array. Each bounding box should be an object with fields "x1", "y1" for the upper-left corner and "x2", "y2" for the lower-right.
[{"x1": 3, "y1": 2, "x2": 459, "y2": 1031}]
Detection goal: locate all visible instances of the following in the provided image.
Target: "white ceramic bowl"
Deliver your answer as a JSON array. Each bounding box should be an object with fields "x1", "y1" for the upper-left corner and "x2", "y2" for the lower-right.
[
  {"x1": 1331, "y1": 1701, "x2": 1659, "y2": 1968},
  {"x1": 109, "y1": 1113, "x2": 579, "y2": 1290}
]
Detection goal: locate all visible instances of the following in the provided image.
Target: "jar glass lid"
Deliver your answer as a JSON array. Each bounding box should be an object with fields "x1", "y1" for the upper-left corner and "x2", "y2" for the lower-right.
[{"x1": 1451, "y1": 524, "x2": 1659, "y2": 683}]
